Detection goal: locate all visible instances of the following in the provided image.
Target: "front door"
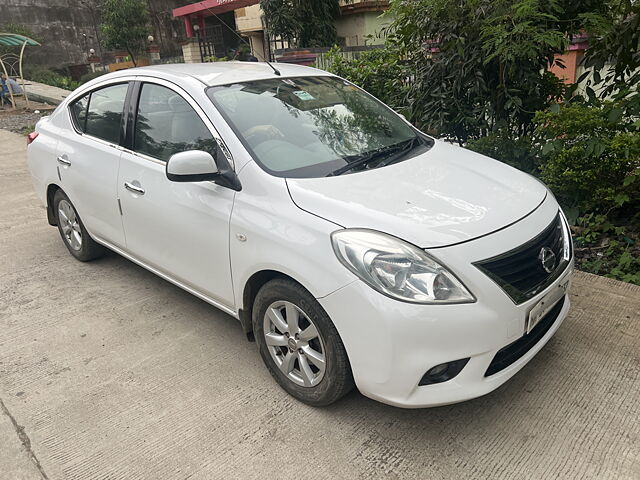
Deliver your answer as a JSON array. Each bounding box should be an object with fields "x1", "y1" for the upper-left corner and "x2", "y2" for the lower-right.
[{"x1": 117, "y1": 81, "x2": 235, "y2": 309}]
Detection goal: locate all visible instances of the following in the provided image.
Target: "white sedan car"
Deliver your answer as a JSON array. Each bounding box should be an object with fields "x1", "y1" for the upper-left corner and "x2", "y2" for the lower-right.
[{"x1": 26, "y1": 62, "x2": 573, "y2": 408}]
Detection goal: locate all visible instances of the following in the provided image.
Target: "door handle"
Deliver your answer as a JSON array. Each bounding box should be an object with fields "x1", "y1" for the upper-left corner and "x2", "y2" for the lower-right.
[
  {"x1": 57, "y1": 156, "x2": 71, "y2": 166},
  {"x1": 124, "y1": 182, "x2": 145, "y2": 195}
]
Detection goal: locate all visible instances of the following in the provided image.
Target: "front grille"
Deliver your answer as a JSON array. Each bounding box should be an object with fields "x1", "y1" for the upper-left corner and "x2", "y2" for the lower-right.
[
  {"x1": 485, "y1": 296, "x2": 565, "y2": 377},
  {"x1": 474, "y1": 213, "x2": 569, "y2": 304}
]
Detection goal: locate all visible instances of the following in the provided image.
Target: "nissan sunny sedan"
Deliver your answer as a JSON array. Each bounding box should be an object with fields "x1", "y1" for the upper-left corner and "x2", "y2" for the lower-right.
[{"x1": 26, "y1": 62, "x2": 573, "y2": 408}]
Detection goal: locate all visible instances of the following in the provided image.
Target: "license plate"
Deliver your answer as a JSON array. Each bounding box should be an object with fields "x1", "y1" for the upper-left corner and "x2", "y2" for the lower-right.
[{"x1": 526, "y1": 276, "x2": 571, "y2": 334}]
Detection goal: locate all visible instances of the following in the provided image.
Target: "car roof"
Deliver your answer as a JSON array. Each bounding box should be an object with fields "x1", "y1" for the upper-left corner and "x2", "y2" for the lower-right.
[{"x1": 107, "y1": 61, "x2": 332, "y2": 87}]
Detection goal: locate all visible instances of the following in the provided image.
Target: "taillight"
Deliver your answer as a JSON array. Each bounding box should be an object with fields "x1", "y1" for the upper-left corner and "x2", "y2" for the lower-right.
[{"x1": 27, "y1": 131, "x2": 39, "y2": 145}]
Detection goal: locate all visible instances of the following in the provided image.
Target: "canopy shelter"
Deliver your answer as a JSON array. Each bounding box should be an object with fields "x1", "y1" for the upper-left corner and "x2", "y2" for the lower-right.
[
  {"x1": 173, "y1": 0, "x2": 258, "y2": 37},
  {"x1": 0, "y1": 33, "x2": 40, "y2": 47},
  {"x1": 0, "y1": 33, "x2": 41, "y2": 109}
]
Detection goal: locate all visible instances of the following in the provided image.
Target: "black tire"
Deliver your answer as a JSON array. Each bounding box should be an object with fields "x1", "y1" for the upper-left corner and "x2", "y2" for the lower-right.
[
  {"x1": 253, "y1": 278, "x2": 354, "y2": 406},
  {"x1": 53, "y1": 189, "x2": 106, "y2": 262}
]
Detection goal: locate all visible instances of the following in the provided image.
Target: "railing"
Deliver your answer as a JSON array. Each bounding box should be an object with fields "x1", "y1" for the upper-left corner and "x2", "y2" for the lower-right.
[
  {"x1": 314, "y1": 45, "x2": 384, "y2": 70},
  {"x1": 152, "y1": 56, "x2": 185, "y2": 65},
  {"x1": 273, "y1": 45, "x2": 384, "y2": 69}
]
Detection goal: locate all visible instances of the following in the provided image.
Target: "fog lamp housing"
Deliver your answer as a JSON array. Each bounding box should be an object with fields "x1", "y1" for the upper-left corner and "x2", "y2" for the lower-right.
[{"x1": 418, "y1": 358, "x2": 470, "y2": 386}]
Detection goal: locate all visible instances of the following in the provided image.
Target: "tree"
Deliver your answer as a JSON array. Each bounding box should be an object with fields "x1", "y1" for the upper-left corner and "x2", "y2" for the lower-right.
[
  {"x1": 260, "y1": 0, "x2": 342, "y2": 48},
  {"x1": 323, "y1": 45, "x2": 408, "y2": 112},
  {"x1": 100, "y1": 0, "x2": 150, "y2": 66},
  {"x1": 578, "y1": 0, "x2": 640, "y2": 115},
  {"x1": 387, "y1": 0, "x2": 605, "y2": 144}
]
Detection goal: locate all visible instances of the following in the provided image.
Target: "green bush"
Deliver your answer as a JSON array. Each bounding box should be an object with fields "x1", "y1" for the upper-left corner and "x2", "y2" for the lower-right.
[
  {"x1": 534, "y1": 101, "x2": 640, "y2": 214},
  {"x1": 23, "y1": 66, "x2": 80, "y2": 91},
  {"x1": 529, "y1": 100, "x2": 640, "y2": 285},
  {"x1": 572, "y1": 212, "x2": 640, "y2": 284},
  {"x1": 464, "y1": 101, "x2": 640, "y2": 285},
  {"x1": 322, "y1": 45, "x2": 409, "y2": 114},
  {"x1": 467, "y1": 130, "x2": 538, "y2": 173},
  {"x1": 79, "y1": 70, "x2": 107, "y2": 85}
]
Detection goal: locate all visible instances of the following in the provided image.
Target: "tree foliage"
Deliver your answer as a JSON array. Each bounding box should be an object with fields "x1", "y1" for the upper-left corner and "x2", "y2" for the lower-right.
[
  {"x1": 100, "y1": 0, "x2": 150, "y2": 66},
  {"x1": 260, "y1": 0, "x2": 342, "y2": 48},
  {"x1": 386, "y1": 0, "x2": 603, "y2": 144},
  {"x1": 466, "y1": 129, "x2": 537, "y2": 173},
  {"x1": 577, "y1": 1, "x2": 640, "y2": 115}
]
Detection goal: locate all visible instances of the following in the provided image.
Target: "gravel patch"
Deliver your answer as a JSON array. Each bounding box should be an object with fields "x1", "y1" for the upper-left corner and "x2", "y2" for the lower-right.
[
  {"x1": 1, "y1": 100, "x2": 55, "y2": 134},
  {"x1": 0, "y1": 110, "x2": 48, "y2": 134}
]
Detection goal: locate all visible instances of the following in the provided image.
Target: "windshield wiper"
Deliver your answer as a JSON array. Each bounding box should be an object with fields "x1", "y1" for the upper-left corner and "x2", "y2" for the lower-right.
[
  {"x1": 376, "y1": 136, "x2": 422, "y2": 169},
  {"x1": 326, "y1": 137, "x2": 419, "y2": 177}
]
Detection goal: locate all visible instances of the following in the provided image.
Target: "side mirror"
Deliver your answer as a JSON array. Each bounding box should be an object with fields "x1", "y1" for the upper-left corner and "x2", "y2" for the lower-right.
[{"x1": 166, "y1": 150, "x2": 219, "y2": 182}]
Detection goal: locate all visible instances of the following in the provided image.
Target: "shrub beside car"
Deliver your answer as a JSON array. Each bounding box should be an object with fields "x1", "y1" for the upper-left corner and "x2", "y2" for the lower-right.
[
  {"x1": 324, "y1": 48, "x2": 640, "y2": 285},
  {"x1": 534, "y1": 100, "x2": 639, "y2": 284}
]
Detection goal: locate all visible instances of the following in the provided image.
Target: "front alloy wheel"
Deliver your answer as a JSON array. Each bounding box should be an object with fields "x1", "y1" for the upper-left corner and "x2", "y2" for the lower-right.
[
  {"x1": 263, "y1": 301, "x2": 326, "y2": 387},
  {"x1": 253, "y1": 278, "x2": 354, "y2": 406}
]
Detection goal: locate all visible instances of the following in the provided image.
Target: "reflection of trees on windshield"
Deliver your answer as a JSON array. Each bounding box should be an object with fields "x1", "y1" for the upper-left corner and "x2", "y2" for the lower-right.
[
  {"x1": 304, "y1": 92, "x2": 398, "y2": 157},
  {"x1": 273, "y1": 79, "x2": 407, "y2": 158},
  {"x1": 134, "y1": 112, "x2": 217, "y2": 162},
  {"x1": 208, "y1": 77, "x2": 419, "y2": 177}
]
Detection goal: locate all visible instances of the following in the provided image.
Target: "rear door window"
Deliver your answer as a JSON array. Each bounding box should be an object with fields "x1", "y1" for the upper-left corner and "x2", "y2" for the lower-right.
[
  {"x1": 70, "y1": 94, "x2": 89, "y2": 132},
  {"x1": 85, "y1": 83, "x2": 129, "y2": 144}
]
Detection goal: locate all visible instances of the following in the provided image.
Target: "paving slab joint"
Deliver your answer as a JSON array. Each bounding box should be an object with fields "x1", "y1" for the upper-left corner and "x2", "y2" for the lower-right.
[{"x1": 0, "y1": 397, "x2": 49, "y2": 480}]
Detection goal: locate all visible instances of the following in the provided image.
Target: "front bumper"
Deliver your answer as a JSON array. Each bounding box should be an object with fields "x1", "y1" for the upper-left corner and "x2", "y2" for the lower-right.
[{"x1": 318, "y1": 196, "x2": 573, "y2": 408}]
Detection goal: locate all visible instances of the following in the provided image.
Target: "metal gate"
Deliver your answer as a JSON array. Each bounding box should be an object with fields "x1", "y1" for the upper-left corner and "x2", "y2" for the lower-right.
[{"x1": 197, "y1": 25, "x2": 225, "y2": 61}]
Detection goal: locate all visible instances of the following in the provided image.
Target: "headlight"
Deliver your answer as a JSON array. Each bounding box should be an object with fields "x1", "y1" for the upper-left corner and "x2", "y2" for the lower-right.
[
  {"x1": 559, "y1": 210, "x2": 573, "y2": 261},
  {"x1": 331, "y1": 229, "x2": 475, "y2": 304}
]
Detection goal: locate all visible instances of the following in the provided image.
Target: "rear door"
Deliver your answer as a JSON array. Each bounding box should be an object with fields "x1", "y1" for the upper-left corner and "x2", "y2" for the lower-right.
[
  {"x1": 56, "y1": 82, "x2": 131, "y2": 248},
  {"x1": 117, "y1": 79, "x2": 236, "y2": 309}
]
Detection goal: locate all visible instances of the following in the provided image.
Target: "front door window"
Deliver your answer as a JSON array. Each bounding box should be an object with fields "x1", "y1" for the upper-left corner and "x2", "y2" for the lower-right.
[{"x1": 134, "y1": 83, "x2": 216, "y2": 162}]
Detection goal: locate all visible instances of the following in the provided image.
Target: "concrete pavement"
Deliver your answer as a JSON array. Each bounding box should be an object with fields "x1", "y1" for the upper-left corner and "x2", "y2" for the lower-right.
[
  {"x1": 20, "y1": 80, "x2": 70, "y2": 106},
  {"x1": 1, "y1": 128, "x2": 639, "y2": 479}
]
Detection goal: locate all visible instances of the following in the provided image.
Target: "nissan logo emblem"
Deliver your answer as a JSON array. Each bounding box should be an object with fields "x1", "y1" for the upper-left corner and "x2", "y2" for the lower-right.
[{"x1": 539, "y1": 247, "x2": 557, "y2": 274}]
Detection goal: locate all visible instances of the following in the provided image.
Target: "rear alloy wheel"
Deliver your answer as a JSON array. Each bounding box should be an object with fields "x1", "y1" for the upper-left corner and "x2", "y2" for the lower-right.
[
  {"x1": 53, "y1": 190, "x2": 106, "y2": 262},
  {"x1": 253, "y1": 278, "x2": 354, "y2": 406},
  {"x1": 57, "y1": 198, "x2": 83, "y2": 251}
]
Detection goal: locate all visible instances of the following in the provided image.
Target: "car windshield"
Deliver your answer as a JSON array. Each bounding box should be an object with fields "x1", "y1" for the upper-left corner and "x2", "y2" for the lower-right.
[{"x1": 206, "y1": 76, "x2": 432, "y2": 178}]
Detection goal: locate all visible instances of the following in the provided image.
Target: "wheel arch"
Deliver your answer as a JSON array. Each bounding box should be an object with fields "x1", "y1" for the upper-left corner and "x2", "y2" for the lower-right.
[
  {"x1": 239, "y1": 269, "x2": 314, "y2": 342},
  {"x1": 46, "y1": 183, "x2": 62, "y2": 226}
]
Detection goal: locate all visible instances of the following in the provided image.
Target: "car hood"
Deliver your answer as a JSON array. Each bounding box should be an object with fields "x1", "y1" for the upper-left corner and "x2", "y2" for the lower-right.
[{"x1": 286, "y1": 140, "x2": 547, "y2": 248}]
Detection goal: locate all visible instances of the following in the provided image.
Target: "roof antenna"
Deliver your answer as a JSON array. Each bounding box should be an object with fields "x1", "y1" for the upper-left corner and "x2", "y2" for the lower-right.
[{"x1": 203, "y1": 7, "x2": 281, "y2": 76}]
